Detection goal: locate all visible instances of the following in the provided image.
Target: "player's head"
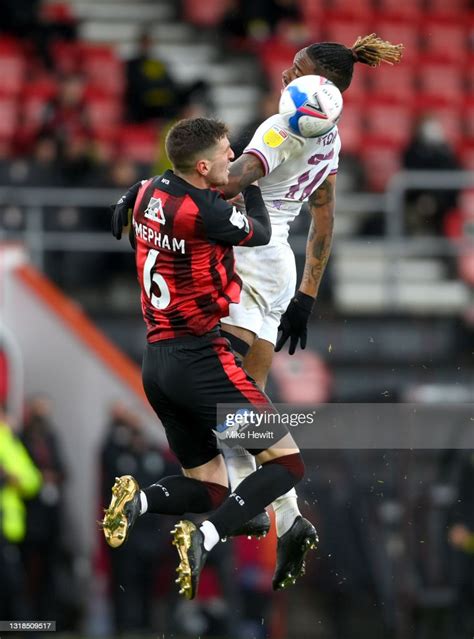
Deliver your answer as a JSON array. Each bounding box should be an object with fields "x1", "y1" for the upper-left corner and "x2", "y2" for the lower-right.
[
  {"x1": 282, "y1": 34, "x2": 403, "y2": 93},
  {"x1": 165, "y1": 117, "x2": 234, "y2": 186}
]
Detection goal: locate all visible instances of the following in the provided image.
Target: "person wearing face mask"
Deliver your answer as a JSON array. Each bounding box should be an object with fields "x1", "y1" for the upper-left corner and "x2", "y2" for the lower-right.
[{"x1": 402, "y1": 114, "x2": 461, "y2": 236}]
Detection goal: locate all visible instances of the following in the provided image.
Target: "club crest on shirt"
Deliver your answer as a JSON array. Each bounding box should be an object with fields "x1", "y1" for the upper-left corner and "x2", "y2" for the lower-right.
[
  {"x1": 230, "y1": 207, "x2": 250, "y2": 233},
  {"x1": 144, "y1": 197, "x2": 166, "y2": 224},
  {"x1": 263, "y1": 126, "x2": 288, "y2": 148}
]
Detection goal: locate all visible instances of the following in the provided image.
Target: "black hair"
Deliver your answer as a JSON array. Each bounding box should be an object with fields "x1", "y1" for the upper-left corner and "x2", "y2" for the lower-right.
[
  {"x1": 307, "y1": 33, "x2": 404, "y2": 92},
  {"x1": 165, "y1": 117, "x2": 229, "y2": 173}
]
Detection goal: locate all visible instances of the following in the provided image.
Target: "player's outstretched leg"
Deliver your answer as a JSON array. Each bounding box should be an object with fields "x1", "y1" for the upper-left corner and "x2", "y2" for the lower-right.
[
  {"x1": 272, "y1": 516, "x2": 319, "y2": 590},
  {"x1": 171, "y1": 520, "x2": 208, "y2": 600},
  {"x1": 101, "y1": 475, "x2": 141, "y2": 548}
]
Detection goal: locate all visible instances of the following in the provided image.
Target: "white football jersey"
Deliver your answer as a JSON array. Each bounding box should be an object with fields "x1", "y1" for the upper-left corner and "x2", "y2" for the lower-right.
[{"x1": 243, "y1": 113, "x2": 340, "y2": 242}]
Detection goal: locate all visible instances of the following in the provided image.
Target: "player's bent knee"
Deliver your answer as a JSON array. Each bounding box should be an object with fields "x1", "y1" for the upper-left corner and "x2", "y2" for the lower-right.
[{"x1": 263, "y1": 452, "x2": 305, "y2": 483}]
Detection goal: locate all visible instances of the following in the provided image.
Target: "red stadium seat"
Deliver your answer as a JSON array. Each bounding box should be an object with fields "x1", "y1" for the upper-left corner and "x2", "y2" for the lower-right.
[
  {"x1": 338, "y1": 65, "x2": 370, "y2": 103},
  {"x1": 85, "y1": 96, "x2": 122, "y2": 135},
  {"x1": 360, "y1": 139, "x2": 402, "y2": 191},
  {"x1": 421, "y1": 21, "x2": 467, "y2": 63},
  {"x1": 458, "y1": 143, "x2": 474, "y2": 170},
  {"x1": 0, "y1": 99, "x2": 18, "y2": 141},
  {"x1": 183, "y1": 0, "x2": 230, "y2": 27},
  {"x1": 50, "y1": 40, "x2": 82, "y2": 75},
  {"x1": 373, "y1": 20, "x2": 419, "y2": 64},
  {"x1": 425, "y1": 0, "x2": 468, "y2": 17},
  {"x1": 21, "y1": 88, "x2": 55, "y2": 133},
  {"x1": 464, "y1": 100, "x2": 474, "y2": 140},
  {"x1": 81, "y1": 45, "x2": 124, "y2": 96},
  {"x1": 260, "y1": 39, "x2": 298, "y2": 93},
  {"x1": 298, "y1": 0, "x2": 324, "y2": 24},
  {"x1": 40, "y1": 1, "x2": 76, "y2": 23},
  {"x1": 325, "y1": 0, "x2": 372, "y2": 19},
  {"x1": 417, "y1": 62, "x2": 464, "y2": 104},
  {"x1": 377, "y1": 0, "x2": 424, "y2": 20},
  {"x1": 363, "y1": 103, "x2": 412, "y2": 147},
  {"x1": 415, "y1": 105, "x2": 463, "y2": 146},
  {"x1": 465, "y1": 56, "x2": 474, "y2": 96},
  {"x1": 323, "y1": 19, "x2": 370, "y2": 48},
  {"x1": 0, "y1": 53, "x2": 25, "y2": 96},
  {"x1": 368, "y1": 64, "x2": 415, "y2": 103},
  {"x1": 118, "y1": 124, "x2": 158, "y2": 164},
  {"x1": 92, "y1": 130, "x2": 118, "y2": 163},
  {"x1": 0, "y1": 36, "x2": 23, "y2": 55},
  {"x1": 337, "y1": 103, "x2": 363, "y2": 154}
]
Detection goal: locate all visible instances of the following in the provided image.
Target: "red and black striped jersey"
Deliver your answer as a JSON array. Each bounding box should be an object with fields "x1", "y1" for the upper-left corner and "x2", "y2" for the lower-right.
[{"x1": 133, "y1": 170, "x2": 257, "y2": 342}]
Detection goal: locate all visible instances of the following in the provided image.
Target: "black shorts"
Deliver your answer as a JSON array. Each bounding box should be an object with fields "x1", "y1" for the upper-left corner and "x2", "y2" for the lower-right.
[{"x1": 142, "y1": 330, "x2": 287, "y2": 469}]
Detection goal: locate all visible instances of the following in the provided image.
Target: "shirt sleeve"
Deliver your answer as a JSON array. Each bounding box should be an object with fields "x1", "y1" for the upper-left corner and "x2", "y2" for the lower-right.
[{"x1": 243, "y1": 114, "x2": 302, "y2": 176}]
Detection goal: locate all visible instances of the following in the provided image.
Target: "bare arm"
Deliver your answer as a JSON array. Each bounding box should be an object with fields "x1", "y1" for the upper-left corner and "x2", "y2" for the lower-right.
[
  {"x1": 220, "y1": 153, "x2": 266, "y2": 199},
  {"x1": 299, "y1": 173, "x2": 336, "y2": 298}
]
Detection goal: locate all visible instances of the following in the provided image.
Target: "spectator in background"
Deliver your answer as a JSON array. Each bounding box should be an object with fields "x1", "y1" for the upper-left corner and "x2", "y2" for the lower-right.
[
  {"x1": 402, "y1": 114, "x2": 461, "y2": 236},
  {"x1": 25, "y1": 134, "x2": 62, "y2": 186},
  {"x1": 20, "y1": 394, "x2": 66, "y2": 622},
  {"x1": 40, "y1": 74, "x2": 91, "y2": 153},
  {"x1": 126, "y1": 31, "x2": 212, "y2": 126},
  {"x1": 100, "y1": 402, "x2": 180, "y2": 635},
  {"x1": 222, "y1": 0, "x2": 301, "y2": 43},
  {"x1": 1, "y1": 0, "x2": 77, "y2": 69},
  {"x1": 0, "y1": 404, "x2": 42, "y2": 621},
  {"x1": 126, "y1": 31, "x2": 180, "y2": 123}
]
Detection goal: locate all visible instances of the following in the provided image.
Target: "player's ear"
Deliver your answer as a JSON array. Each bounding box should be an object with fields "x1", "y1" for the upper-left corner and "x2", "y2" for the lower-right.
[{"x1": 196, "y1": 159, "x2": 210, "y2": 177}]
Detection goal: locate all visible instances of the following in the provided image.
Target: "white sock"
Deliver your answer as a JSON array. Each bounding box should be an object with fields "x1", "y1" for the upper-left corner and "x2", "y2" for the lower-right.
[
  {"x1": 223, "y1": 446, "x2": 257, "y2": 490},
  {"x1": 139, "y1": 491, "x2": 148, "y2": 515},
  {"x1": 272, "y1": 488, "x2": 301, "y2": 537},
  {"x1": 200, "y1": 520, "x2": 220, "y2": 551}
]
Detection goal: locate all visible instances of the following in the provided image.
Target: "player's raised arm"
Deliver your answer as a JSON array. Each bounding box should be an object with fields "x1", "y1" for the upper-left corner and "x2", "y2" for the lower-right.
[
  {"x1": 221, "y1": 152, "x2": 266, "y2": 199},
  {"x1": 199, "y1": 184, "x2": 271, "y2": 247},
  {"x1": 275, "y1": 174, "x2": 336, "y2": 355}
]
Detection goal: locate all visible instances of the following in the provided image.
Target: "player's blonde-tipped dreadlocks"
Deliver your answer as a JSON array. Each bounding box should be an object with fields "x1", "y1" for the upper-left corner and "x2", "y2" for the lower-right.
[
  {"x1": 306, "y1": 33, "x2": 404, "y2": 92},
  {"x1": 351, "y1": 33, "x2": 404, "y2": 67}
]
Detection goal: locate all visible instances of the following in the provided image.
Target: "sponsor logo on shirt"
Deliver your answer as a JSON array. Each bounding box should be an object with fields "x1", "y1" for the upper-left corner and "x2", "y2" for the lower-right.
[
  {"x1": 144, "y1": 197, "x2": 166, "y2": 224},
  {"x1": 263, "y1": 126, "x2": 289, "y2": 148},
  {"x1": 230, "y1": 207, "x2": 250, "y2": 233}
]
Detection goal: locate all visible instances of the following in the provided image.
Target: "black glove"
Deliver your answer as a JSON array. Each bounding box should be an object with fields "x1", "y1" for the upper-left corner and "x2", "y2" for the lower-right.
[
  {"x1": 275, "y1": 291, "x2": 315, "y2": 355},
  {"x1": 111, "y1": 181, "x2": 142, "y2": 239}
]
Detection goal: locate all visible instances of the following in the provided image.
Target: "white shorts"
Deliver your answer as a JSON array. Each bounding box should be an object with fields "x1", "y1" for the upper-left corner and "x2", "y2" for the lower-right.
[{"x1": 221, "y1": 241, "x2": 297, "y2": 345}]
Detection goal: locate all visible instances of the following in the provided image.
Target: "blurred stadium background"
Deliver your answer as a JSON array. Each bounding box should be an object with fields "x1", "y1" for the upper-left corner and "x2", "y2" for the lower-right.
[{"x1": 0, "y1": 0, "x2": 473, "y2": 637}]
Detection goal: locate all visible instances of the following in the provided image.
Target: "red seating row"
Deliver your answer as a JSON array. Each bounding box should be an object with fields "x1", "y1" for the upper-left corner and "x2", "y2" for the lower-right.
[
  {"x1": 349, "y1": 141, "x2": 474, "y2": 192},
  {"x1": 184, "y1": 0, "x2": 472, "y2": 26},
  {"x1": 0, "y1": 38, "x2": 124, "y2": 98},
  {"x1": 301, "y1": 0, "x2": 473, "y2": 20}
]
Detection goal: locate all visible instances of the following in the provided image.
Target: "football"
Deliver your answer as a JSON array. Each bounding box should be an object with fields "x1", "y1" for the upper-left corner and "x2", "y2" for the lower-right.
[{"x1": 279, "y1": 75, "x2": 343, "y2": 138}]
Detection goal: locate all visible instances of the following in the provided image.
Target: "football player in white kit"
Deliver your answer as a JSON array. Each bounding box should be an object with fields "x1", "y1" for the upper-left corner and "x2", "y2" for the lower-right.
[
  {"x1": 111, "y1": 34, "x2": 403, "y2": 590},
  {"x1": 218, "y1": 34, "x2": 403, "y2": 590}
]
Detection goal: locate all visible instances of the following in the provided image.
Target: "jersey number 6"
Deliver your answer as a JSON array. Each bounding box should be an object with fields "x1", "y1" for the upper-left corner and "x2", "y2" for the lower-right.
[{"x1": 143, "y1": 249, "x2": 171, "y2": 310}]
